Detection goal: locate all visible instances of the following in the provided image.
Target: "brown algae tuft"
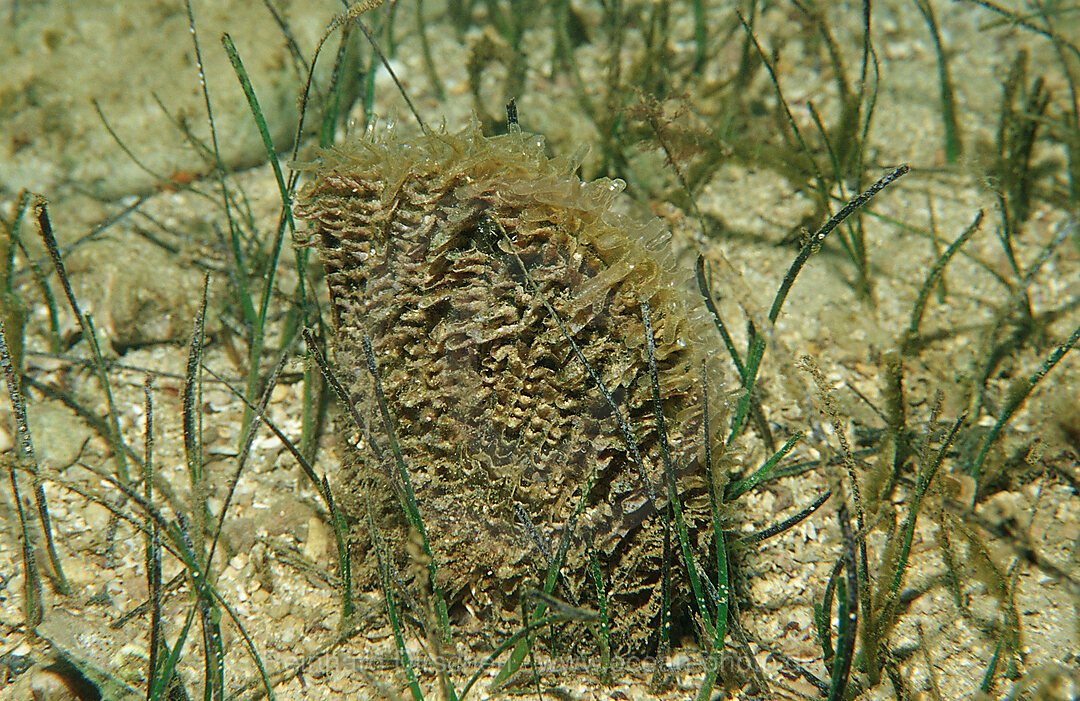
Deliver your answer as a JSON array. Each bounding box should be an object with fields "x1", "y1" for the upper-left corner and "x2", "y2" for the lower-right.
[{"x1": 295, "y1": 120, "x2": 731, "y2": 653}]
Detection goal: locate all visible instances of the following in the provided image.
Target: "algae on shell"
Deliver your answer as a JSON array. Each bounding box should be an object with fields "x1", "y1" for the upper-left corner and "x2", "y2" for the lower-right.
[{"x1": 295, "y1": 121, "x2": 732, "y2": 654}]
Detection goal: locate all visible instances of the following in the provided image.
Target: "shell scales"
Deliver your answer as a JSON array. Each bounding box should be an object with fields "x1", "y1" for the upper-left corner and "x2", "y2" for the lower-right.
[{"x1": 295, "y1": 121, "x2": 731, "y2": 653}]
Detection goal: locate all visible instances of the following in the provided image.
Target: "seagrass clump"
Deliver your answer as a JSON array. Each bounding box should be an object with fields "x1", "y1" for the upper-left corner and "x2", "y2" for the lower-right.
[{"x1": 295, "y1": 120, "x2": 731, "y2": 653}]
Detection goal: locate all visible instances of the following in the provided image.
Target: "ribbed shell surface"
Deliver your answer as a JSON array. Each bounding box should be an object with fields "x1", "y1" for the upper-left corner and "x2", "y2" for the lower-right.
[{"x1": 295, "y1": 122, "x2": 730, "y2": 654}]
